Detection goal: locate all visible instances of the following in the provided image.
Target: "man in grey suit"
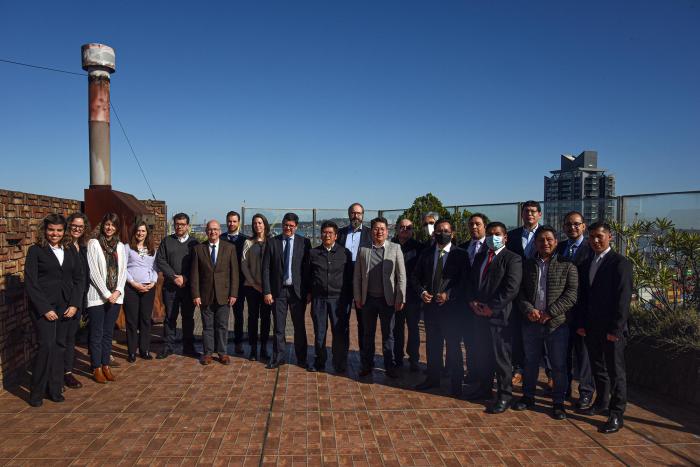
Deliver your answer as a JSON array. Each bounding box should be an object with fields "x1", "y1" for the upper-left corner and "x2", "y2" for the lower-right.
[{"x1": 353, "y1": 217, "x2": 406, "y2": 378}]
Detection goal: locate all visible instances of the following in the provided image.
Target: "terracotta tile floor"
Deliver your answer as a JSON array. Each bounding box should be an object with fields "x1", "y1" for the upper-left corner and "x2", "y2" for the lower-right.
[{"x1": 1, "y1": 310, "x2": 699, "y2": 466}]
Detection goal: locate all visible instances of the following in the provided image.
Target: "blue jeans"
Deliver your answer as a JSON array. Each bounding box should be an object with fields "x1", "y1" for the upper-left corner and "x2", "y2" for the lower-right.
[
  {"x1": 522, "y1": 322, "x2": 569, "y2": 404},
  {"x1": 87, "y1": 302, "x2": 120, "y2": 369},
  {"x1": 311, "y1": 297, "x2": 350, "y2": 369}
]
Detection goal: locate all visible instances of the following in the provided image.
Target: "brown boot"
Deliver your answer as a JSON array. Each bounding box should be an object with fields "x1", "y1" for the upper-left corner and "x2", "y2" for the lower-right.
[
  {"x1": 102, "y1": 365, "x2": 116, "y2": 382},
  {"x1": 93, "y1": 367, "x2": 108, "y2": 384}
]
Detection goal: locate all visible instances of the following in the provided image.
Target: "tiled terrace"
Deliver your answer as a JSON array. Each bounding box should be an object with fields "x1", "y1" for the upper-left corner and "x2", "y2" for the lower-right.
[{"x1": 1, "y1": 311, "x2": 699, "y2": 466}]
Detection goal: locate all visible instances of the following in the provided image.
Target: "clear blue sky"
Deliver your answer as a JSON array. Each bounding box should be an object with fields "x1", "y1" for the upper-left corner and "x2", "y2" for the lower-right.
[{"x1": 1, "y1": 0, "x2": 698, "y2": 221}]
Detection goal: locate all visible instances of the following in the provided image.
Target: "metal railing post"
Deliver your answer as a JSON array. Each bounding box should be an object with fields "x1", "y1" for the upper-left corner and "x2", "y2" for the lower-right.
[{"x1": 312, "y1": 208, "x2": 317, "y2": 245}]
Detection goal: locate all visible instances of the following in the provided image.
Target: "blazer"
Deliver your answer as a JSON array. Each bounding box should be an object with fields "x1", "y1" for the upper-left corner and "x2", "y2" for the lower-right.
[
  {"x1": 555, "y1": 238, "x2": 593, "y2": 267},
  {"x1": 410, "y1": 244, "x2": 469, "y2": 308},
  {"x1": 393, "y1": 237, "x2": 425, "y2": 304},
  {"x1": 25, "y1": 244, "x2": 84, "y2": 319},
  {"x1": 262, "y1": 234, "x2": 311, "y2": 299},
  {"x1": 86, "y1": 239, "x2": 128, "y2": 307},
  {"x1": 577, "y1": 250, "x2": 633, "y2": 337},
  {"x1": 190, "y1": 240, "x2": 239, "y2": 306},
  {"x1": 468, "y1": 247, "x2": 522, "y2": 327},
  {"x1": 308, "y1": 243, "x2": 353, "y2": 299},
  {"x1": 353, "y1": 241, "x2": 406, "y2": 307},
  {"x1": 506, "y1": 225, "x2": 539, "y2": 259},
  {"x1": 337, "y1": 224, "x2": 372, "y2": 258},
  {"x1": 517, "y1": 254, "x2": 579, "y2": 331}
]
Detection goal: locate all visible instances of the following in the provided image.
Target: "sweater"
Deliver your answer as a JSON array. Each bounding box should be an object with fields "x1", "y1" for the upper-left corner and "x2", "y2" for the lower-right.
[
  {"x1": 241, "y1": 238, "x2": 266, "y2": 289},
  {"x1": 86, "y1": 239, "x2": 127, "y2": 307},
  {"x1": 155, "y1": 234, "x2": 199, "y2": 285}
]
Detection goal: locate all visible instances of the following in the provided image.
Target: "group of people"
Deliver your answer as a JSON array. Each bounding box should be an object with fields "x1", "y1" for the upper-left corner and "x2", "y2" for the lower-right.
[{"x1": 24, "y1": 202, "x2": 632, "y2": 434}]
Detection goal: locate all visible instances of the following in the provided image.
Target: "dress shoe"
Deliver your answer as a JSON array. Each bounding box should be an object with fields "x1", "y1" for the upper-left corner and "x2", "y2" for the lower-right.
[
  {"x1": 450, "y1": 385, "x2": 463, "y2": 398},
  {"x1": 266, "y1": 360, "x2": 279, "y2": 369},
  {"x1": 576, "y1": 394, "x2": 593, "y2": 411},
  {"x1": 307, "y1": 366, "x2": 317, "y2": 373},
  {"x1": 581, "y1": 403, "x2": 609, "y2": 416},
  {"x1": 93, "y1": 367, "x2": 108, "y2": 384},
  {"x1": 599, "y1": 414, "x2": 624, "y2": 434},
  {"x1": 235, "y1": 344, "x2": 245, "y2": 355},
  {"x1": 102, "y1": 365, "x2": 116, "y2": 382},
  {"x1": 359, "y1": 367, "x2": 372, "y2": 377},
  {"x1": 511, "y1": 373, "x2": 523, "y2": 386},
  {"x1": 29, "y1": 399, "x2": 43, "y2": 407},
  {"x1": 200, "y1": 354, "x2": 213, "y2": 365},
  {"x1": 127, "y1": 354, "x2": 137, "y2": 363},
  {"x1": 248, "y1": 351, "x2": 258, "y2": 361},
  {"x1": 334, "y1": 366, "x2": 347, "y2": 374},
  {"x1": 386, "y1": 368, "x2": 399, "y2": 379},
  {"x1": 156, "y1": 349, "x2": 173, "y2": 360},
  {"x1": 489, "y1": 398, "x2": 510, "y2": 414},
  {"x1": 297, "y1": 362, "x2": 309, "y2": 370},
  {"x1": 415, "y1": 379, "x2": 439, "y2": 391},
  {"x1": 64, "y1": 373, "x2": 83, "y2": 389},
  {"x1": 140, "y1": 352, "x2": 153, "y2": 360},
  {"x1": 512, "y1": 396, "x2": 535, "y2": 411},
  {"x1": 219, "y1": 354, "x2": 231, "y2": 365},
  {"x1": 49, "y1": 394, "x2": 65, "y2": 403},
  {"x1": 552, "y1": 403, "x2": 567, "y2": 420},
  {"x1": 409, "y1": 362, "x2": 420, "y2": 372}
]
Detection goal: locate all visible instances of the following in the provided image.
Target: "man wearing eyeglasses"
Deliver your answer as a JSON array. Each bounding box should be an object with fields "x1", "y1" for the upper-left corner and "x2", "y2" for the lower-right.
[
  {"x1": 391, "y1": 218, "x2": 424, "y2": 371},
  {"x1": 556, "y1": 211, "x2": 594, "y2": 410},
  {"x1": 262, "y1": 212, "x2": 312, "y2": 369}
]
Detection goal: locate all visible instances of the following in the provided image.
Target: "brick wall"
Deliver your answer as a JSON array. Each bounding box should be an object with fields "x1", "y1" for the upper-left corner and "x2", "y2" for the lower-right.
[{"x1": 0, "y1": 189, "x2": 167, "y2": 392}]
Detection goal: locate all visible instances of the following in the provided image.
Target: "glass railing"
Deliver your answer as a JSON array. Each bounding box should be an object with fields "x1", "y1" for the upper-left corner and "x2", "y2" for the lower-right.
[{"x1": 620, "y1": 192, "x2": 700, "y2": 231}]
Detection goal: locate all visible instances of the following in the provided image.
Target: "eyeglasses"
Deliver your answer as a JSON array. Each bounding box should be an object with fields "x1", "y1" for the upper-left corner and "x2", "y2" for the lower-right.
[
  {"x1": 398, "y1": 226, "x2": 413, "y2": 231},
  {"x1": 564, "y1": 222, "x2": 584, "y2": 228},
  {"x1": 69, "y1": 224, "x2": 85, "y2": 231},
  {"x1": 282, "y1": 223, "x2": 296, "y2": 229}
]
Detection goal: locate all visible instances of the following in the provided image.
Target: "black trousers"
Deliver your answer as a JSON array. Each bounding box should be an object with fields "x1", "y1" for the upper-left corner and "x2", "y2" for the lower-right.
[
  {"x1": 232, "y1": 285, "x2": 245, "y2": 345},
  {"x1": 343, "y1": 302, "x2": 364, "y2": 357},
  {"x1": 360, "y1": 297, "x2": 395, "y2": 371},
  {"x1": 462, "y1": 311, "x2": 477, "y2": 383},
  {"x1": 63, "y1": 310, "x2": 81, "y2": 374},
  {"x1": 201, "y1": 303, "x2": 230, "y2": 355},
  {"x1": 245, "y1": 286, "x2": 272, "y2": 353},
  {"x1": 424, "y1": 304, "x2": 464, "y2": 389},
  {"x1": 509, "y1": 307, "x2": 524, "y2": 371},
  {"x1": 311, "y1": 296, "x2": 349, "y2": 369},
  {"x1": 123, "y1": 284, "x2": 155, "y2": 356},
  {"x1": 272, "y1": 286, "x2": 307, "y2": 365},
  {"x1": 567, "y1": 324, "x2": 595, "y2": 398},
  {"x1": 470, "y1": 316, "x2": 513, "y2": 400},
  {"x1": 586, "y1": 329, "x2": 627, "y2": 415},
  {"x1": 393, "y1": 301, "x2": 421, "y2": 365},
  {"x1": 162, "y1": 285, "x2": 195, "y2": 352},
  {"x1": 31, "y1": 313, "x2": 70, "y2": 403},
  {"x1": 87, "y1": 303, "x2": 120, "y2": 369}
]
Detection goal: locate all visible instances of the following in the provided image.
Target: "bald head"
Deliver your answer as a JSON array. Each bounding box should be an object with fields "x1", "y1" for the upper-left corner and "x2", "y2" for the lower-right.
[{"x1": 206, "y1": 220, "x2": 221, "y2": 243}]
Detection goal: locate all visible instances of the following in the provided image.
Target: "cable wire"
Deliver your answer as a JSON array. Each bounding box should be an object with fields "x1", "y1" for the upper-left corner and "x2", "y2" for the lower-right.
[{"x1": 1, "y1": 57, "x2": 157, "y2": 200}]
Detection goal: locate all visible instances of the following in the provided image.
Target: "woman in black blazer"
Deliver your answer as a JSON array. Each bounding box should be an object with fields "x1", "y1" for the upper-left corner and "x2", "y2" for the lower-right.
[
  {"x1": 24, "y1": 214, "x2": 84, "y2": 407},
  {"x1": 62, "y1": 212, "x2": 91, "y2": 389}
]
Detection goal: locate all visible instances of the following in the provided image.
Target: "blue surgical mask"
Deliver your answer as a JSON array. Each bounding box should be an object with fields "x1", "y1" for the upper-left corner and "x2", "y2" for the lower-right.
[{"x1": 485, "y1": 235, "x2": 504, "y2": 251}]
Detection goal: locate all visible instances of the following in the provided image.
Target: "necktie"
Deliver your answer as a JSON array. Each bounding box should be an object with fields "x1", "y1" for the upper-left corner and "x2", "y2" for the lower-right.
[
  {"x1": 432, "y1": 249, "x2": 445, "y2": 294},
  {"x1": 283, "y1": 237, "x2": 292, "y2": 283},
  {"x1": 481, "y1": 250, "x2": 495, "y2": 285},
  {"x1": 210, "y1": 244, "x2": 217, "y2": 266},
  {"x1": 567, "y1": 242, "x2": 577, "y2": 259}
]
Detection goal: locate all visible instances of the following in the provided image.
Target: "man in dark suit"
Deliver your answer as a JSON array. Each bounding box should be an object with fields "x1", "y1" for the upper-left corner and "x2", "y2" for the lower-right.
[
  {"x1": 221, "y1": 210, "x2": 249, "y2": 355},
  {"x1": 577, "y1": 222, "x2": 633, "y2": 434},
  {"x1": 308, "y1": 221, "x2": 353, "y2": 373},
  {"x1": 262, "y1": 212, "x2": 312, "y2": 369},
  {"x1": 556, "y1": 211, "x2": 595, "y2": 410},
  {"x1": 464, "y1": 221, "x2": 522, "y2": 414},
  {"x1": 507, "y1": 201, "x2": 542, "y2": 386},
  {"x1": 458, "y1": 213, "x2": 488, "y2": 384},
  {"x1": 191, "y1": 220, "x2": 239, "y2": 365},
  {"x1": 412, "y1": 219, "x2": 469, "y2": 396},
  {"x1": 336, "y1": 203, "x2": 372, "y2": 358}
]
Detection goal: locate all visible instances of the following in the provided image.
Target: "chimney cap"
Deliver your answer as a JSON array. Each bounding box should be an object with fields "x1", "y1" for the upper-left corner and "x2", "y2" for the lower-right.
[{"x1": 81, "y1": 43, "x2": 116, "y2": 73}]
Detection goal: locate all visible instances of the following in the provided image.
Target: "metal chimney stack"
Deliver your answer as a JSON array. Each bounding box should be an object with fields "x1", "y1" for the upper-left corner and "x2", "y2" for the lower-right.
[{"x1": 81, "y1": 43, "x2": 115, "y2": 188}]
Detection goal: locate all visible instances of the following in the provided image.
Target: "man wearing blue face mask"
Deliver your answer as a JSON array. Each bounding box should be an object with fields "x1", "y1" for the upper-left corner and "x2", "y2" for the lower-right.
[{"x1": 464, "y1": 222, "x2": 522, "y2": 414}]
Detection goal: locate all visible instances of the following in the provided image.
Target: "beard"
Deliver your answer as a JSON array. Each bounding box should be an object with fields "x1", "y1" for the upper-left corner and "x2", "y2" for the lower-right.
[{"x1": 351, "y1": 218, "x2": 363, "y2": 229}]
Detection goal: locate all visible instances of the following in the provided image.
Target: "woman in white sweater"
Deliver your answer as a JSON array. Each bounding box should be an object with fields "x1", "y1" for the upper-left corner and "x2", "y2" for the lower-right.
[{"x1": 86, "y1": 212, "x2": 127, "y2": 383}]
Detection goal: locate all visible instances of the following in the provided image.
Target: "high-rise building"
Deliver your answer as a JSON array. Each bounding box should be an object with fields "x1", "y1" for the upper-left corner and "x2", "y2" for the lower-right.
[{"x1": 543, "y1": 150, "x2": 616, "y2": 227}]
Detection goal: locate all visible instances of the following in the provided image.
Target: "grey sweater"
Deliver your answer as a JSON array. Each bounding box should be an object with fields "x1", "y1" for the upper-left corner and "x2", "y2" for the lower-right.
[{"x1": 156, "y1": 234, "x2": 200, "y2": 284}]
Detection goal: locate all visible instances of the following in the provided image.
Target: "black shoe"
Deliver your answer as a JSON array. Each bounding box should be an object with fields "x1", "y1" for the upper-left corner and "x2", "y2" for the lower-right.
[
  {"x1": 156, "y1": 349, "x2": 173, "y2": 360},
  {"x1": 334, "y1": 366, "x2": 347, "y2": 374},
  {"x1": 576, "y1": 394, "x2": 593, "y2": 411},
  {"x1": 415, "y1": 379, "x2": 439, "y2": 391},
  {"x1": 140, "y1": 352, "x2": 153, "y2": 360},
  {"x1": 386, "y1": 368, "x2": 399, "y2": 379},
  {"x1": 599, "y1": 414, "x2": 623, "y2": 434},
  {"x1": 512, "y1": 397, "x2": 535, "y2": 411},
  {"x1": 64, "y1": 373, "x2": 83, "y2": 389},
  {"x1": 359, "y1": 368, "x2": 372, "y2": 377},
  {"x1": 307, "y1": 365, "x2": 317, "y2": 372},
  {"x1": 29, "y1": 399, "x2": 43, "y2": 407},
  {"x1": 450, "y1": 385, "x2": 463, "y2": 398},
  {"x1": 127, "y1": 354, "x2": 137, "y2": 363},
  {"x1": 489, "y1": 398, "x2": 510, "y2": 414},
  {"x1": 49, "y1": 394, "x2": 65, "y2": 403},
  {"x1": 248, "y1": 352, "x2": 258, "y2": 361},
  {"x1": 552, "y1": 403, "x2": 567, "y2": 420},
  {"x1": 266, "y1": 360, "x2": 279, "y2": 370},
  {"x1": 581, "y1": 403, "x2": 609, "y2": 416},
  {"x1": 409, "y1": 362, "x2": 420, "y2": 372}
]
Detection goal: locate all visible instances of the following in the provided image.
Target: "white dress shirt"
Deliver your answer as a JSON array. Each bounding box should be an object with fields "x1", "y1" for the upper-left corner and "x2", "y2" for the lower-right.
[{"x1": 50, "y1": 244, "x2": 64, "y2": 266}]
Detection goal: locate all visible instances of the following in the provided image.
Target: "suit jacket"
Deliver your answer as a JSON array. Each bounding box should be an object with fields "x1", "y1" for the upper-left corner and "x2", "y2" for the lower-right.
[
  {"x1": 190, "y1": 241, "x2": 239, "y2": 306},
  {"x1": 411, "y1": 244, "x2": 469, "y2": 308},
  {"x1": 337, "y1": 224, "x2": 371, "y2": 258},
  {"x1": 24, "y1": 244, "x2": 84, "y2": 319},
  {"x1": 517, "y1": 254, "x2": 579, "y2": 331},
  {"x1": 468, "y1": 247, "x2": 522, "y2": 327},
  {"x1": 507, "y1": 226, "x2": 541, "y2": 259},
  {"x1": 393, "y1": 237, "x2": 425, "y2": 304},
  {"x1": 262, "y1": 234, "x2": 311, "y2": 299},
  {"x1": 353, "y1": 241, "x2": 406, "y2": 307},
  {"x1": 555, "y1": 238, "x2": 593, "y2": 267},
  {"x1": 578, "y1": 250, "x2": 633, "y2": 337}
]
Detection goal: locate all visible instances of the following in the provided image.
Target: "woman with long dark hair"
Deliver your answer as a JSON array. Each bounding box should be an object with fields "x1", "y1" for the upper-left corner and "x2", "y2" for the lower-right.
[
  {"x1": 86, "y1": 212, "x2": 127, "y2": 383},
  {"x1": 25, "y1": 214, "x2": 84, "y2": 406},
  {"x1": 123, "y1": 221, "x2": 157, "y2": 362},
  {"x1": 241, "y1": 213, "x2": 272, "y2": 361},
  {"x1": 62, "y1": 212, "x2": 91, "y2": 389}
]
